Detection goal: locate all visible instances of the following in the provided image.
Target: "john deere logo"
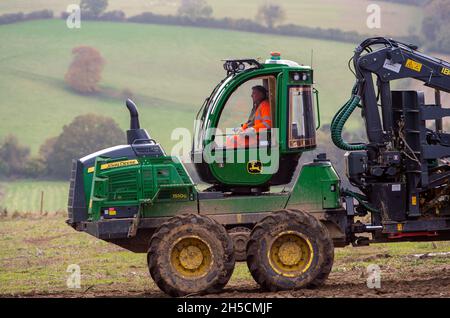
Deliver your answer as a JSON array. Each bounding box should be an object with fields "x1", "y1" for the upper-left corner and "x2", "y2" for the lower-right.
[
  {"x1": 100, "y1": 159, "x2": 139, "y2": 170},
  {"x1": 247, "y1": 160, "x2": 262, "y2": 174}
]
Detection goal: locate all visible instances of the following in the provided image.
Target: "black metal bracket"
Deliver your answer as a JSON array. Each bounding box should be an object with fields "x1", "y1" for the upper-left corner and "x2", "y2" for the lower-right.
[{"x1": 222, "y1": 58, "x2": 262, "y2": 75}]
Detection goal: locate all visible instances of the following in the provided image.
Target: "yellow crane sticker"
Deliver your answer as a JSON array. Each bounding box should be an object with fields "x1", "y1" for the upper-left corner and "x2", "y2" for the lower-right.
[
  {"x1": 405, "y1": 59, "x2": 423, "y2": 72},
  {"x1": 442, "y1": 67, "x2": 450, "y2": 76},
  {"x1": 100, "y1": 159, "x2": 139, "y2": 170}
]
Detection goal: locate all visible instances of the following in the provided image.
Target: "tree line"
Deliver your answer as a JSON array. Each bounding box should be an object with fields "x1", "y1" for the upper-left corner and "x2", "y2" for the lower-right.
[
  {"x1": 377, "y1": 0, "x2": 429, "y2": 5},
  {"x1": 0, "y1": 115, "x2": 125, "y2": 180},
  {"x1": 0, "y1": 9, "x2": 53, "y2": 24},
  {"x1": 3, "y1": 0, "x2": 446, "y2": 53}
]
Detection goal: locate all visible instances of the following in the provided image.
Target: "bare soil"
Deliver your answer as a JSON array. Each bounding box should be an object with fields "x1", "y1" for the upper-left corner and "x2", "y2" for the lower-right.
[
  {"x1": 1, "y1": 216, "x2": 450, "y2": 298},
  {"x1": 7, "y1": 263, "x2": 450, "y2": 298}
]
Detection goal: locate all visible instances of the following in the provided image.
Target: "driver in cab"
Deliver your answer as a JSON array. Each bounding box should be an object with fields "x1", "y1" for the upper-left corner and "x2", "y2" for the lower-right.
[{"x1": 226, "y1": 85, "x2": 272, "y2": 148}]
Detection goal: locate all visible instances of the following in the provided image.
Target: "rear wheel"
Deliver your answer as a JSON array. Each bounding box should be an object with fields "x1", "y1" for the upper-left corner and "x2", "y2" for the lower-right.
[
  {"x1": 148, "y1": 214, "x2": 235, "y2": 297},
  {"x1": 246, "y1": 209, "x2": 334, "y2": 291}
]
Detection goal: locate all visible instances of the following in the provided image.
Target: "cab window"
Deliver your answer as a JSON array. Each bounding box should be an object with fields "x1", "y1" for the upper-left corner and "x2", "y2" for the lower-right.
[
  {"x1": 215, "y1": 76, "x2": 276, "y2": 148},
  {"x1": 288, "y1": 86, "x2": 316, "y2": 148}
]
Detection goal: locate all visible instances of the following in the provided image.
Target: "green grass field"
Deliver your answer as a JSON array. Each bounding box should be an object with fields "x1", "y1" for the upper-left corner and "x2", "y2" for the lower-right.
[
  {"x1": 0, "y1": 180, "x2": 68, "y2": 213},
  {"x1": 0, "y1": 0, "x2": 422, "y2": 36},
  {"x1": 0, "y1": 19, "x2": 362, "y2": 154},
  {"x1": 1, "y1": 216, "x2": 449, "y2": 296}
]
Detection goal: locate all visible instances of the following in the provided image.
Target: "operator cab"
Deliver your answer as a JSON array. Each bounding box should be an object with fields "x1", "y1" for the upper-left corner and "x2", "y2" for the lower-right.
[{"x1": 192, "y1": 53, "x2": 319, "y2": 193}]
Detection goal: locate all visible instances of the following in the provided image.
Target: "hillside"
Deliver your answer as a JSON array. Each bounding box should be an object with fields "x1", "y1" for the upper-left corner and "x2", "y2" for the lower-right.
[
  {"x1": 0, "y1": 0, "x2": 422, "y2": 36},
  {"x1": 0, "y1": 19, "x2": 359, "y2": 154}
]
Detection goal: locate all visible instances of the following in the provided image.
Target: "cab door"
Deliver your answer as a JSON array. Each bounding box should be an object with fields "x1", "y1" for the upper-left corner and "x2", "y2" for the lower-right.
[{"x1": 208, "y1": 74, "x2": 279, "y2": 186}]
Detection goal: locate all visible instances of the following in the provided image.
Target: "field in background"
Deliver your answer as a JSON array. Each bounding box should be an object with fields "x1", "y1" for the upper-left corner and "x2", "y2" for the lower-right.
[
  {"x1": 0, "y1": 0, "x2": 422, "y2": 36},
  {"x1": 0, "y1": 216, "x2": 449, "y2": 296},
  {"x1": 0, "y1": 19, "x2": 360, "y2": 155},
  {"x1": 0, "y1": 180, "x2": 68, "y2": 213}
]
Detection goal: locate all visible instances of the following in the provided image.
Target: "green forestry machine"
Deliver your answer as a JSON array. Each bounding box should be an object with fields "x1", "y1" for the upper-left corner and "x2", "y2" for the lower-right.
[{"x1": 67, "y1": 37, "x2": 450, "y2": 296}]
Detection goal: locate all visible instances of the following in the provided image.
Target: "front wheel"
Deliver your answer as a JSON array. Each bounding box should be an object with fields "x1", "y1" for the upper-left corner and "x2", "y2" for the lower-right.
[
  {"x1": 246, "y1": 209, "x2": 334, "y2": 291},
  {"x1": 148, "y1": 214, "x2": 235, "y2": 297}
]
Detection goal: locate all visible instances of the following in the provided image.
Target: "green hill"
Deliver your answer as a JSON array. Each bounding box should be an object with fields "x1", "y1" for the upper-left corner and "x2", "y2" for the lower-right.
[
  {"x1": 0, "y1": 19, "x2": 359, "y2": 154},
  {"x1": 0, "y1": 0, "x2": 422, "y2": 36}
]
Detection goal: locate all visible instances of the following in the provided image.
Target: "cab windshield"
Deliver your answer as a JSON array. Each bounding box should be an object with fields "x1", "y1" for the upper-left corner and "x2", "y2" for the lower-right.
[{"x1": 193, "y1": 75, "x2": 234, "y2": 152}]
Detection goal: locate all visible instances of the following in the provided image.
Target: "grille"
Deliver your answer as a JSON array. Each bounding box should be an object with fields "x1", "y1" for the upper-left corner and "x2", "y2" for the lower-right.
[{"x1": 67, "y1": 160, "x2": 77, "y2": 220}]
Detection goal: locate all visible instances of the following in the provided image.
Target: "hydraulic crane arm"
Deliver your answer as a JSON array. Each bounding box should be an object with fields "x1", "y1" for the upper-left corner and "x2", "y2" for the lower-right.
[
  {"x1": 332, "y1": 38, "x2": 450, "y2": 220},
  {"x1": 355, "y1": 38, "x2": 450, "y2": 92},
  {"x1": 353, "y1": 37, "x2": 450, "y2": 144}
]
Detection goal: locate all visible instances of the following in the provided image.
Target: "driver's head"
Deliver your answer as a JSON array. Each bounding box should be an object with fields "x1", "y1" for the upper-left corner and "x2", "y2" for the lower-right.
[{"x1": 251, "y1": 85, "x2": 267, "y2": 105}]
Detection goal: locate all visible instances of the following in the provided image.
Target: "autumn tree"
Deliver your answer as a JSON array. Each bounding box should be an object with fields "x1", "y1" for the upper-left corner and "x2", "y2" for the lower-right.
[
  {"x1": 80, "y1": 0, "x2": 108, "y2": 18},
  {"x1": 421, "y1": 0, "x2": 450, "y2": 53},
  {"x1": 41, "y1": 114, "x2": 125, "y2": 179},
  {"x1": 0, "y1": 135, "x2": 30, "y2": 177},
  {"x1": 256, "y1": 3, "x2": 286, "y2": 29},
  {"x1": 177, "y1": 0, "x2": 213, "y2": 20},
  {"x1": 65, "y1": 46, "x2": 105, "y2": 94}
]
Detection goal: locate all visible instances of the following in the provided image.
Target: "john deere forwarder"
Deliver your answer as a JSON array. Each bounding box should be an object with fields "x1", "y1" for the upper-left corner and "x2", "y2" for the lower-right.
[{"x1": 68, "y1": 37, "x2": 450, "y2": 296}]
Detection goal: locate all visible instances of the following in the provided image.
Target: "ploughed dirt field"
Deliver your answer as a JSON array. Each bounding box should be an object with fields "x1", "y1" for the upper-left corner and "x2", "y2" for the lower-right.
[{"x1": 1, "y1": 215, "x2": 449, "y2": 298}]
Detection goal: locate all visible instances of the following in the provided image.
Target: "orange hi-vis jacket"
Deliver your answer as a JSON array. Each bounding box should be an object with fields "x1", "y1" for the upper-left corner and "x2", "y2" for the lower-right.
[
  {"x1": 241, "y1": 100, "x2": 272, "y2": 132},
  {"x1": 225, "y1": 100, "x2": 272, "y2": 148}
]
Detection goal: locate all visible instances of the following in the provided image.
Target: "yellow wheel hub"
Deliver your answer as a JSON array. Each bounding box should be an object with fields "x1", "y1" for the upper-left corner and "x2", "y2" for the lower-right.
[
  {"x1": 278, "y1": 241, "x2": 302, "y2": 265},
  {"x1": 170, "y1": 236, "x2": 213, "y2": 278},
  {"x1": 269, "y1": 231, "x2": 314, "y2": 277},
  {"x1": 179, "y1": 245, "x2": 204, "y2": 270}
]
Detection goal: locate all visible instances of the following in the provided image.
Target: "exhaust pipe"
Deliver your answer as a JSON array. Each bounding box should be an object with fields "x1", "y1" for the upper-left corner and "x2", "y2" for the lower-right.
[
  {"x1": 125, "y1": 99, "x2": 151, "y2": 145},
  {"x1": 126, "y1": 99, "x2": 141, "y2": 130}
]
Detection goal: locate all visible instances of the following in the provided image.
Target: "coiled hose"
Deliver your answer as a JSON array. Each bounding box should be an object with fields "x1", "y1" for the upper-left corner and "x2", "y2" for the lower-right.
[{"x1": 330, "y1": 84, "x2": 367, "y2": 151}]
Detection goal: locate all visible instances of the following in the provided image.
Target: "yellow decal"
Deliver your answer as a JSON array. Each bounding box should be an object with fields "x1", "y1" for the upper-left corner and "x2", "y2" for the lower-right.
[
  {"x1": 247, "y1": 160, "x2": 262, "y2": 174},
  {"x1": 172, "y1": 193, "x2": 187, "y2": 199},
  {"x1": 100, "y1": 159, "x2": 139, "y2": 170},
  {"x1": 405, "y1": 59, "x2": 422, "y2": 72},
  {"x1": 87, "y1": 166, "x2": 95, "y2": 173},
  {"x1": 89, "y1": 199, "x2": 93, "y2": 209},
  {"x1": 442, "y1": 67, "x2": 450, "y2": 76},
  {"x1": 397, "y1": 223, "x2": 403, "y2": 232},
  {"x1": 108, "y1": 208, "x2": 117, "y2": 216},
  {"x1": 411, "y1": 195, "x2": 417, "y2": 206}
]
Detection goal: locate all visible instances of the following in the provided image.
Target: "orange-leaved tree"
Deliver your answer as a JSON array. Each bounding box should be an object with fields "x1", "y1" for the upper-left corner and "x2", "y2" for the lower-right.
[{"x1": 65, "y1": 46, "x2": 105, "y2": 94}]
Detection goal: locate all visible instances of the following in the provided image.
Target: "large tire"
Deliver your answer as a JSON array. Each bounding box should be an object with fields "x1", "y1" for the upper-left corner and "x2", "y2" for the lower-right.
[
  {"x1": 246, "y1": 209, "x2": 334, "y2": 291},
  {"x1": 148, "y1": 214, "x2": 235, "y2": 297}
]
